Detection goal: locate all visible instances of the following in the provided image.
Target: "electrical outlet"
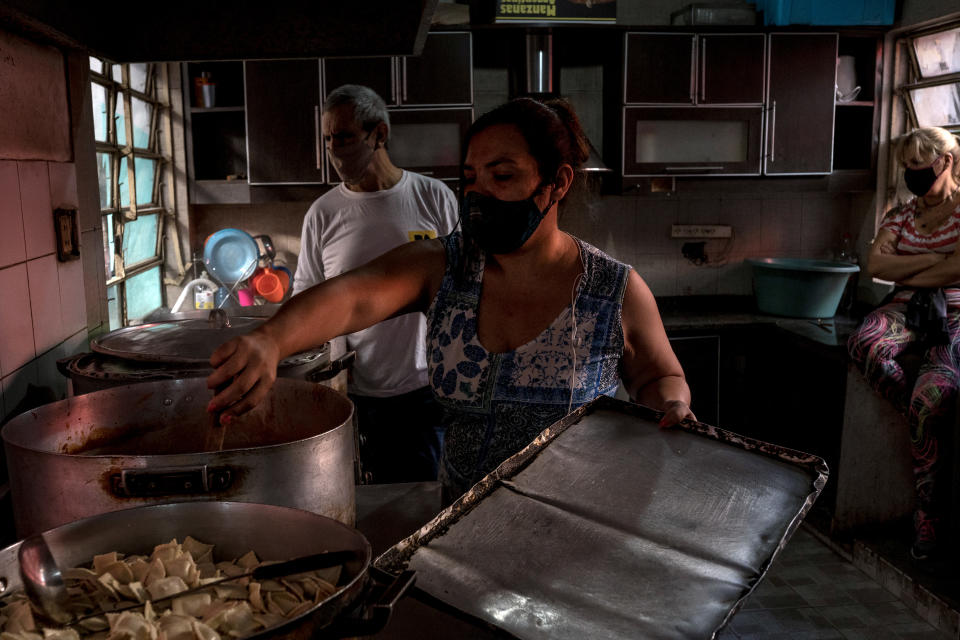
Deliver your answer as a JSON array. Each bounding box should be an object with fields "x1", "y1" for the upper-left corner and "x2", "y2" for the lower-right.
[{"x1": 671, "y1": 224, "x2": 733, "y2": 239}]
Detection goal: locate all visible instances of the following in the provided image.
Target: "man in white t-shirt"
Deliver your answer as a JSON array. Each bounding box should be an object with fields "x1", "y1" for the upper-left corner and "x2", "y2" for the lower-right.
[{"x1": 293, "y1": 84, "x2": 459, "y2": 483}]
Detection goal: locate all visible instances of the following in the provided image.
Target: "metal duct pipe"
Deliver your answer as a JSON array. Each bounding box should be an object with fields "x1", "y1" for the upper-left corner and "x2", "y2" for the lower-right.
[{"x1": 525, "y1": 33, "x2": 553, "y2": 95}]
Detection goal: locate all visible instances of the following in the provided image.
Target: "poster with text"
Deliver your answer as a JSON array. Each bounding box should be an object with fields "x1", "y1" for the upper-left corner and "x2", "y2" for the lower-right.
[{"x1": 495, "y1": 0, "x2": 616, "y2": 23}]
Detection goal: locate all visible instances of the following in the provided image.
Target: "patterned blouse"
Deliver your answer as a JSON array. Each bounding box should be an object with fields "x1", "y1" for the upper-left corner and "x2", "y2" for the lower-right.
[
  {"x1": 426, "y1": 232, "x2": 631, "y2": 498},
  {"x1": 878, "y1": 197, "x2": 960, "y2": 304}
]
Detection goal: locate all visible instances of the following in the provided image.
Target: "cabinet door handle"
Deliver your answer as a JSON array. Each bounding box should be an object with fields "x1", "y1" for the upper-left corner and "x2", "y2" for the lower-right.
[
  {"x1": 665, "y1": 166, "x2": 724, "y2": 171},
  {"x1": 401, "y1": 57, "x2": 408, "y2": 103},
  {"x1": 391, "y1": 58, "x2": 398, "y2": 104},
  {"x1": 700, "y1": 38, "x2": 707, "y2": 103},
  {"x1": 689, "y1": 36, "x2": 696, "y2": 104},
  {"x1": 768, "y1": 100, "x2": 776, "y2": 163},
  {"x1": 315, "y1": 105, "x2": 321, "y2": 170}
]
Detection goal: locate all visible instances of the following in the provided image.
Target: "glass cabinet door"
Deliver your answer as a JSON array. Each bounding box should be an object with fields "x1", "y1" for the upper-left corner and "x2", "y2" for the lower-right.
[{"x1": 623, "y1": 106, "x2": 763, "y2": 176}]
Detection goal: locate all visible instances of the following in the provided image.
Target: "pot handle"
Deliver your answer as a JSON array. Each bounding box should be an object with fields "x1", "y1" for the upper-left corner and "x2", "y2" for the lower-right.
[
  {"x1": 110, "y1": 465, "x2": 234, "y2": 498},
  {"x1": 325, "y1": 566, "x2": 416, "y2": 636},
  {"x1": 305, "y1": 351, "x2": 356, "y2": 383}
]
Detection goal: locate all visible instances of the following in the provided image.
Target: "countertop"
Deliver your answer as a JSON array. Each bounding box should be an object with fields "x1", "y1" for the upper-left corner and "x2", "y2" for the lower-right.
[
  {"x1": 354, "y1": 482, "x2": 503, "y2": 639},
  {"x1": 656, "y1": 295, "x2": 862, "y2": 350}
]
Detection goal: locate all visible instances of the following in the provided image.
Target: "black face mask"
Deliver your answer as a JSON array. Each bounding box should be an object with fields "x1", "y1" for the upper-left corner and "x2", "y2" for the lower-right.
[
  {"x1": 460, "y1": 191, "x2": 551, "y2": 255},
  {"x1": 904, "y1": 163, "x2": 941, "y2": 197}
]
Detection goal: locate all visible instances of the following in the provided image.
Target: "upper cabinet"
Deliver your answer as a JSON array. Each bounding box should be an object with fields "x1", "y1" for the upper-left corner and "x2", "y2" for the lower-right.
[
  {"x1": 624, "y1": 33, "x2": 764, "y2": 105},
  {"x1": 624, "y1": 33, "x2": 696, "y2": 104},
  {"x1": 622, "y1": 32, "x2": 767, "y2": 179},
  {"x1": 765, "y1": 33, "x2": 838, "y2": 175},
  {"x1": 832, "y1": 34, "x2": 882, "y2": 173},
  {"x1": 323, "y1": 32, "x2": 473, "y2": 107},
  {"x1": 183, "y1": 31, "x2": 473, "y2": 202},
  {"x1": 622, "y1": 30, "x2": 840, "y2": 182},
  {"x1": 698, "y1": 34, "x2": 765, "y2": 105},
  {"x1": 182, "y1": 62, "x2": 250, "y2": 204},
  {"x1": 245, "y1": 59, "x2": 324, "y2": 185}
]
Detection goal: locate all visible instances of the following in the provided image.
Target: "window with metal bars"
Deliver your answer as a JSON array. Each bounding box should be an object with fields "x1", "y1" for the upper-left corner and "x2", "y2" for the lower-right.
[
  {"x1": 89, "y1": 57, "x2": 175, "y2": 328},
  {"x1": 896, "y1": 23, "x2": 960, "y2": 134}
]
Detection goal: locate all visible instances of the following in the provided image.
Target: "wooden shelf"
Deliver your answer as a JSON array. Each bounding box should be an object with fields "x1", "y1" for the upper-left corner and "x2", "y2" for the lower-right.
[{"x1": 835, "y1": 101, "x2": 874, "y2": 108}]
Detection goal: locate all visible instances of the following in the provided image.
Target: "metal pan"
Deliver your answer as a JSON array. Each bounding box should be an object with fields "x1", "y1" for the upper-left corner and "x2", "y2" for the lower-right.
[
  {"x1": 0, "y1": 502, "x2": 412, "y2": 638},
  {"x1": 376, "y1": 396, "x2": 829, "y2": 640}
]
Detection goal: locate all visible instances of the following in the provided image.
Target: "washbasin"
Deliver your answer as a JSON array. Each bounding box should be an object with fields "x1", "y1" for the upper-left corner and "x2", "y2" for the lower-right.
[{"x1": 746, "y1": 257, "x2": 860, "y2": 319}]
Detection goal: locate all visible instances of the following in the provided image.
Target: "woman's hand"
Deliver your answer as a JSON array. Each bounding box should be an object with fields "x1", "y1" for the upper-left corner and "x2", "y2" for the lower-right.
[
  {"x1": 878, "y1": 239, "x2": 898, "y2": 255},
  {"x1": 658, "y1": 400, "x2": 696, "y2": 428},
  {"x1": 206, "y1": 329, "x2": 281, "y2": 423}
]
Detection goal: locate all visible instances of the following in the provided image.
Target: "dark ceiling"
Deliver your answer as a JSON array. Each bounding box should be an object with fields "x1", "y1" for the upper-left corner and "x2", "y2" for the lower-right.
[{"x1": 0, "y1": 0, "x2": 439, "y2": 62}]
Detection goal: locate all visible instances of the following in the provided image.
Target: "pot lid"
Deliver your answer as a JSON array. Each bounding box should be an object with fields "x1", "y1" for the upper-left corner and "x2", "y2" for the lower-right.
[{"x1": 91, "y1": 318, "x2": 268, "y2": 364}]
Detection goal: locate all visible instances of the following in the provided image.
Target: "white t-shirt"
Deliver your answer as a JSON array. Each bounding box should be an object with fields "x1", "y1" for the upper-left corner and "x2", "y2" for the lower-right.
[{"x1": 293, "y1": 170, "x2": 459, "y2": 397}]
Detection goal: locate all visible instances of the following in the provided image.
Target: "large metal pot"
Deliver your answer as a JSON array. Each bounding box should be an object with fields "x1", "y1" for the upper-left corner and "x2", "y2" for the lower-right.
[
  {"x1": 2, "y1": 378, "x2": 355, "y2": 539},
  {"x1": 0, "y1": 502, "x2": 414, "y2": 638}
]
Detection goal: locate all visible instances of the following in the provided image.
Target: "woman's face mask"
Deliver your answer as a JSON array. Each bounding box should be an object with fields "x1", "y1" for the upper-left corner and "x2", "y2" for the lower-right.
[
  {"x1": 460, "y1": 191, "x2": 552, "y2": 255},
  {"x1": 903, "y1": 156, "x2": 944, "y2": 197},
  {"x1": 329, "y1": 131, "x2": 375, "y2": 184}
]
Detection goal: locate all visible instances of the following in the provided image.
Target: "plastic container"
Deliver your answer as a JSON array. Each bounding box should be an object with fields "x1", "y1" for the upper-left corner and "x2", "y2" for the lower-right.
[
  {"x1": 252, "y1": 268, "x2": 284, "y2": 303},
  {"x1": 746, "y1": 258, "x2": 860, "y2": 318},
  {"x1": 755, "y1": 0, "x2": 895, "y2": 25}
]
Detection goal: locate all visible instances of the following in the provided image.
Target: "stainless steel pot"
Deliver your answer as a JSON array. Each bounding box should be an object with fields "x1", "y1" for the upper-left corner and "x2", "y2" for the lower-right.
[
  {"x1": 1, "y1": 378, "x2": 355, "y2": 538},
  {"x1": 0, "y1": 502, "x2": 414, "y2": 638}
]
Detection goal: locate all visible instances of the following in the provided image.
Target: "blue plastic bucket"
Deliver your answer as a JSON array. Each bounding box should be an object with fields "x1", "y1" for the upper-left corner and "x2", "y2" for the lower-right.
[{"x1": 746, "y1": 258, "x2": 860, "y2": 318}]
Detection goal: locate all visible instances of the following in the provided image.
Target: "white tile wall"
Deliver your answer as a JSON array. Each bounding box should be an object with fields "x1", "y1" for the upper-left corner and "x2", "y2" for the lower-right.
[
  {"x1": 677, "y1": 259, "x2": 720, "y2": 296},
  {"x1": 0, "y1": 263, "x2": 35, "y2": 377},
  {"x1": 633, "y1": 253, "x2": 679, "y2": 297},
  {"x1": 720, "y1": 197, "x2": 763, "y2": 257},
  {"x1": 19, "y1": 161, "x2": 54, "y2": 260},
  {"x1": 717, "y1": 256, "x2": 754, "y2": 296},
  {"x1": 1, "y1": 360, "x2": 39, "y2": 420},
  {"x1": 760, "y1": 197, "x2": 803, "y2": 255},
  {"x1": 35, "y1": 340, "x2": 67, "y2": 400},
  {"x1": 58, "y1": 255, "x2": 86, "y2": 335},
  {"x1": 0, "y1": 161, "x2": 25, "y2": 268},
  {"x1": 81, "y1": 228, "x2": 103, "y2": 330},
  {"x1": 48, "y1": 161, "x2": 78, "y2": 210},
  {"x1": 26, "y1": 254, "x2": 64, "y2": 356},
  {"x1": 559, "y1": 190, "x2": 864, "y2": 299}
]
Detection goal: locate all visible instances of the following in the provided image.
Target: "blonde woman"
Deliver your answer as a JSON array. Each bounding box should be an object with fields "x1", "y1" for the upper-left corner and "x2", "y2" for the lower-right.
[{"x1": 848, "y1": 126, "x2": 960, "y2": 561}]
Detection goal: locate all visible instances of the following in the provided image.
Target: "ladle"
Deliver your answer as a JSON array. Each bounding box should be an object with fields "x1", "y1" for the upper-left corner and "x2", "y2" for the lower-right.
[
  {"x1": 18, "y1": 534, "x2": 357, "y2": 627},
  {"x1": 17, "y1": 534, "x2": 71, "y2": 624}
]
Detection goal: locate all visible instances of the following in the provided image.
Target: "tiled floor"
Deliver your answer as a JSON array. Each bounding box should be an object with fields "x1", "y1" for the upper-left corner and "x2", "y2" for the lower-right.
[{"x1": 719, "y1": 526, "x2": 948, "y2": 639}]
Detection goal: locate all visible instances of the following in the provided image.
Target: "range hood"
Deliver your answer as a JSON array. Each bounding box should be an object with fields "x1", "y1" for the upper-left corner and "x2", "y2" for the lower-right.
[
  {"x1": 524, "y1": 32, "x2": 611, "y2": 173},
  {"x1": 0, "y1": 0, "x2": 439, "y2": 62}
]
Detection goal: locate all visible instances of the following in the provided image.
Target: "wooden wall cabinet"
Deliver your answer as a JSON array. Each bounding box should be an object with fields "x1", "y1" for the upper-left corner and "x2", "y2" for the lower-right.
[
  {"x1": 323, "y1": 32, "x2": 473, "y2": 107},
  {"x1": 182, "y1": 62, "x2": 250, "y2": 204},
  {"x1": 624, "y1": 33, "x2": 764, "y2": 105},
  {"x1": 764, "y1": 33, "x2": 838, "y2": 175},
  {"x1": 244, "y1": 59, "x2": 324, "y2": 185},
  {"x1": 183, "y1": 32, "x2": 474, "y2": 201},
  {"x1": 623, "y1": 31, "x2": 843, "y2": 181}
]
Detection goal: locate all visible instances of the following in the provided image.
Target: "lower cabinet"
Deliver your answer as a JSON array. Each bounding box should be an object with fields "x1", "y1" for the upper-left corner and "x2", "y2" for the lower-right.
[
  {"x1": 669, "y1": 325, "x2": 846, "y2": 480},
  {"x1": 669, "y1": 333, "x2": 720, "y2": 426}
]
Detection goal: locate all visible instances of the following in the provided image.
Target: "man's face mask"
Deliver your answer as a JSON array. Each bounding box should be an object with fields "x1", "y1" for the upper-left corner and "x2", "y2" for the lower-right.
[
  {"x1": 330, "y1": 131, "x2": 375, "y2": 184},
  {"x1": 460, "y1": 190, "x2": 552, "y2": 255},
  {"x1": 903, "y1": 156, "x2": 944, "y2": 197}
]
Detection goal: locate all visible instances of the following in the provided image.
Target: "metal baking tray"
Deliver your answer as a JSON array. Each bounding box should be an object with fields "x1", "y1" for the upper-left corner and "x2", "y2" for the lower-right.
[{"x1": 376, "y1": 396, "x2": 828, "y2": 640}]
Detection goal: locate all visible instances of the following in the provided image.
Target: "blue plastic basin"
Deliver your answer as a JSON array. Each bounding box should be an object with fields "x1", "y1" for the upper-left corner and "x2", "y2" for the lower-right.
[{"x1": 746, "y1": 258, "x2": 860, "y2": 319}]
